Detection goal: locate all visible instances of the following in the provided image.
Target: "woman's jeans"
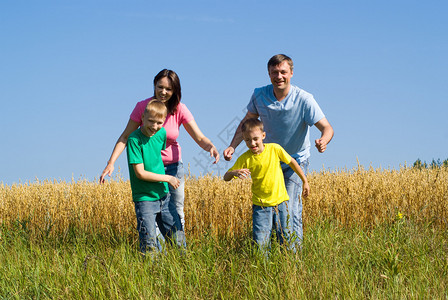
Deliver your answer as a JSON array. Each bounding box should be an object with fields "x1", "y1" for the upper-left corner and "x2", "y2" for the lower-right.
[
  {"x1": 164, "y1": 161, "x2": 186, "y2": 229},
  {"x1": 134, "y1": 195, "x2": 186, "y2": 253},
  {"x1": 281, "y1": 158, "x2": 309, "y2": 248}
]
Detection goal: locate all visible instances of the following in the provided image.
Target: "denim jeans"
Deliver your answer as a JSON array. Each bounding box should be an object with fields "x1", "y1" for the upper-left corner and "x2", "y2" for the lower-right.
[
  {"x1": 164, "y1": 161, "x2": 186, "y2": 229},
  {"x1": 281, "y1": 157, "x2": 309, "y2": 247},
  {"x1": 252, "y1": 200, "x2": 295, "y2": 252},
  {"x1": 134, "y1": 195, "x2": 186, "y2": 254}
]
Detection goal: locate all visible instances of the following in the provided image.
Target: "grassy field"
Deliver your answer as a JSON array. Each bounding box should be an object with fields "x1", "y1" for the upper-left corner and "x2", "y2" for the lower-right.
[{"x1": 1, "y1": 166, "x2": 447, "y2": 299}]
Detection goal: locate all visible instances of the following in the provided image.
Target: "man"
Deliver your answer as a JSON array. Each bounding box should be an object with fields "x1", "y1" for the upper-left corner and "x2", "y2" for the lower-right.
[{"x1": 223, "y1": 54, "x2": 334, "y2": 247}]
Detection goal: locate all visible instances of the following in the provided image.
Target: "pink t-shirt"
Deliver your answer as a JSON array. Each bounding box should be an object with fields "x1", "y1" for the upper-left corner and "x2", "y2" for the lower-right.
[{"x1": 130, "y1": 97, "x2": 194, "y2": 165}]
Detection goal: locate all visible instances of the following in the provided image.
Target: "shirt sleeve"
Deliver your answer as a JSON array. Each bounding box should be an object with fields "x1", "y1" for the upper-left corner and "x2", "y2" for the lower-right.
[
  {"x1": 179, "y1": 103, "x2": 194, "y2": 125},
  {"x1": 228, "y1": 154, "x2": 247, "y2": 172},
  {"x1": 275, "y1": 144, "x2": 292, "y2": 165},
  {"x1": 161, "y1": 128, "x2": 167, "y2": 151},
  {"x1": 130, "y1": 98, "x2": 151, "y2": 124},
  {"x1": 246, "y1": 90, "x2": 258, "y2": 115},
  {"x1": 127, "y1": 137, "x2": 143, "y2": 165},
  {"x1": 303, "y1": 94, "x2": 325, "y2": 126}
]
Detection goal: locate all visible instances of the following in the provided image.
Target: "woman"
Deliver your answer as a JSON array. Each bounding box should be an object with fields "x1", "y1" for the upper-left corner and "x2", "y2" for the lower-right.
[{"x1": 100, "y1": 69, "x2": 220, "y2": 230}]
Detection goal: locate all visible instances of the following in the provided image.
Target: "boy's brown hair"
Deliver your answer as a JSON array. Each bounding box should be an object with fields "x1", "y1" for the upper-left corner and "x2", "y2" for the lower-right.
[{"x1": 241, "y1": 118, "x2": 264, "y2": 133}]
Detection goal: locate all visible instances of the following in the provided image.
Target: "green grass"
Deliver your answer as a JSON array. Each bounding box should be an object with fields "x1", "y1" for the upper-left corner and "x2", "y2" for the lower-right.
[{"x1": 1, "y1": 219, "x2": 447, "y2": 299}]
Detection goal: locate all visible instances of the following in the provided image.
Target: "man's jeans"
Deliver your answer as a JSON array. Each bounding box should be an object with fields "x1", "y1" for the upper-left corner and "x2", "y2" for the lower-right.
[
  {"x1": 134, "y1": 195, "x2": 186, "y2": 254},
  {"x1": 282, "y1": 158, "x2": 309, "y2": 247},
  {"x1": 252, "y1": 200, "x2": 296, "y2": 252}
]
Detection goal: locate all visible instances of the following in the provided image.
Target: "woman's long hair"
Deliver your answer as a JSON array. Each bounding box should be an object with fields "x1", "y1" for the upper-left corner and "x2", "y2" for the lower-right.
[{"x1": 153, "y1": 69, "x2": 181, "y2": 114}]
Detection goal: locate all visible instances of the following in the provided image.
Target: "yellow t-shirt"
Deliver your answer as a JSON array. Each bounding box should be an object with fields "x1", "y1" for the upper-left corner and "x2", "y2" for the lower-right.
[{"x1": 229, "y1": 143, "x2": 292, "y2": 207}]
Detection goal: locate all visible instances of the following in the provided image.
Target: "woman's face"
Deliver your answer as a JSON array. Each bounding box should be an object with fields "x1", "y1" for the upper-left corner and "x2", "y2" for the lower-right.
[{"x1": 155, "y1": 77, "x2": 173, "y2": 102}]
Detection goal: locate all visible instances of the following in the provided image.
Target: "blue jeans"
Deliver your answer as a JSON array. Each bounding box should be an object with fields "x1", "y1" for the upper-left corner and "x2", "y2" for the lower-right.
[
  {"x1": 134, "y1": 195, "x2": 186, "y2": 254},
  {"x1": 164, "y1": 161, "x2": 186, "y2": 229},
  {"x1": 282, "y1": 158, "x2": 309, "y2": 247},
  {"x1": 252, "y1": 201, "x2": 295, "y2": 252}
]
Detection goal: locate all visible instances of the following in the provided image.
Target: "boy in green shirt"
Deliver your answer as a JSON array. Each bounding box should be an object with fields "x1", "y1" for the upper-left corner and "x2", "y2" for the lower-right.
[
  {"x1": 224, "y1": 118, "x2": 310, "y2": 252},
  {"x1": 127, "y1": 100, "x2": 185, "y2": 254}
]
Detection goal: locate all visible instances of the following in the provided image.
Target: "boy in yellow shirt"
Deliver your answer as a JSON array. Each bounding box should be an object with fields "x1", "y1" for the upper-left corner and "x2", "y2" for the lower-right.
[{"x1": 224, "y1": 118, "x2": 310, "y2": 252}]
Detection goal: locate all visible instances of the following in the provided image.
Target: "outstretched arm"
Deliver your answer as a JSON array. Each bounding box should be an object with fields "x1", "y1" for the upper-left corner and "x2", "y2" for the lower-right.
[
  {"x1": 223, "y1": 111, "x2": 259, "y2": 161},
  {"x1": 288, "y1": 159, "x2": 310, "y2": 198},
  {"x1": 314, "y1": 117, "x2": 334, "y2": 153},
  {"x1": 133, "y1": 163, "x2": 180, "y2": 189},
  {"x1": 100, "y1": 119, "x2": 140, "y2": 183},
  {"x1": 183, "y1": 119, "x2": 220, "y2": 164}
]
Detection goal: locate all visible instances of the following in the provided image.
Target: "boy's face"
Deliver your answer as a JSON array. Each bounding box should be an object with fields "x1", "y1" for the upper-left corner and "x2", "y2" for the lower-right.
[
  {"x1": 243, "y1": 128, "x2": 266, "y2": 154},
  {"x1": 141, "y1": 111, "x2": 165, "y2": 137}
]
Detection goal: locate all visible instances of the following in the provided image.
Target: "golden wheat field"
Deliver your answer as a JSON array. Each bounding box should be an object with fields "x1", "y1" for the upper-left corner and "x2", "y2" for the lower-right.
[{"x1": 1, "y1": 166, "x2": 447, "y2": 240}]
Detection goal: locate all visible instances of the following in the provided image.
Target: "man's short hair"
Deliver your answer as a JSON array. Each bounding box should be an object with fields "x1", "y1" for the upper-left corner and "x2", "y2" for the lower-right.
[
  {"x1": 144, "y1": 100, "x2": 168, "y2": 119},
  {"x1": 267, "y1": 54, "x2": 294, "y2": 71},
  {"x1": 242, "y1": 118, "x2": 264, "y2": 133}
]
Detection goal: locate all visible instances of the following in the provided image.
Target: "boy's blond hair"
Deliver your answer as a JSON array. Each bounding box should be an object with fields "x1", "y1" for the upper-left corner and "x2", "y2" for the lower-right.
[
  {"x1": 242, "y1": 118, "x2": 264, "y2": 133},
  {"x1": 144, "y1": 100, "x2": 168, "y2": 119}
]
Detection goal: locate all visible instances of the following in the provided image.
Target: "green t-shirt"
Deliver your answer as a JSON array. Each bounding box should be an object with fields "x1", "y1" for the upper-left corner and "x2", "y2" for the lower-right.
[
  {"x1": 127, "y1": 128, "x2": 168, "y2": 201},
  {"x1": 228, "y1": 143, "x2": 292, "y2": 207}
]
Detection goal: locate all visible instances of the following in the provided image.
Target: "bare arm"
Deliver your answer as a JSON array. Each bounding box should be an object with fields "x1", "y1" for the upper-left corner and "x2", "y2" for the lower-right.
[
  {"x1": 183, "y1": 119, "x2": 220, "y2": 164},
  {"x1": 133, "y1": 163, "x2": 180, "y2": 189},
  {"x1": 288, "y1": 159, "x2": 310, "y2": 198},
  {"x1": 223, "y1": 168, "x2": 251, "y2": 181},
  {"x1": 100, "y1": 119, "x2": 140, "y2": 183},
  {"x1": 223, "y1": 111, "x2": 259, "y2": 161},
  {"x1": 314, "y1": 117, "x2": 334, "y2": 153}
]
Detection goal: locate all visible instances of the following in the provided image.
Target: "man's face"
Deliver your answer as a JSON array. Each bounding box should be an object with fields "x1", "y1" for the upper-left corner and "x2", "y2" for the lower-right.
[
  {"x1": 141, "y1": 112, "x2": 165, "y2": 137},
  {"x1": 243, "y1": 128, "x2": 266, "y2": 154},
  {"x1": 268, "y1": 61, "x2": 293, "y2": 91}
]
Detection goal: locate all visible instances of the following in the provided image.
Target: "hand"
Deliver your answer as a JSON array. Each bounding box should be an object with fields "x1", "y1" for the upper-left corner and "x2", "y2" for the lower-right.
[
  {"x1": 168, "y1": 176, "x2": 181, "y2": 189},
  {"x1": 99, "y1": 164, "x2": 114, "y2": 184},
  {"x1": 223, "y1": 146, "x2": 235, "y2": 161},
  {"x1": 210, "y1": 146, "x2": 220, "y2": 164},
  {"x1": 233, "y1": 169, "x2": 251, "y2": 179},
  {"x1": 315, "y1": 138, "x2": 328, "y2": 153},
  {"x1": 302, "y1": 182, "x2": 310, "y2": 198}
]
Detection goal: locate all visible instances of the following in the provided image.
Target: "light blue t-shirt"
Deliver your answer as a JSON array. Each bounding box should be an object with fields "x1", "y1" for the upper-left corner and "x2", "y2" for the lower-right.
[{"x1": 247, "y1": 84, "x2": 325, "y2": 162}]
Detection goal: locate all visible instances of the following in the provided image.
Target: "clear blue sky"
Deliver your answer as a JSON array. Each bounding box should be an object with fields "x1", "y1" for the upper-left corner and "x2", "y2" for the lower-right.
[{"x1": 1, "y1": 0, "x2": 447, "y2": 185}]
